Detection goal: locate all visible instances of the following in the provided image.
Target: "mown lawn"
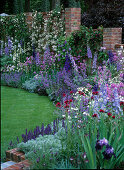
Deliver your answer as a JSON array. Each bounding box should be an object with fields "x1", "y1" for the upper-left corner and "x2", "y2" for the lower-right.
[{"x1": 1, "y1": 86, "x2": 57, "y2": 162}]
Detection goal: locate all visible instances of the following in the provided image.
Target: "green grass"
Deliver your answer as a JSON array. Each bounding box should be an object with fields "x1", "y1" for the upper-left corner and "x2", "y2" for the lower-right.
[{"x1": 1, "y1": 86, "x2": 57, "y2": 162}]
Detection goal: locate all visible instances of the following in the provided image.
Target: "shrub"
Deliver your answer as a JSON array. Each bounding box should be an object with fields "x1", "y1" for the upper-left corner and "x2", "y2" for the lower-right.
[
  {"x1": 22, "y1": 75, "x2": 47, "y2": 95},
  {"x1": 0, "y1": 13, "x2": 30, "y2": 45},
  {"x1": 66, "y1": 26, "x2": 103, "y2": 57}
]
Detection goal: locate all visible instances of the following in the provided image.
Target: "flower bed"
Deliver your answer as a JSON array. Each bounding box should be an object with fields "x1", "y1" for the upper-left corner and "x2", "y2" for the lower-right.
[{"x1": 1, "y1": 10, "x2": 124, "y2": 168}]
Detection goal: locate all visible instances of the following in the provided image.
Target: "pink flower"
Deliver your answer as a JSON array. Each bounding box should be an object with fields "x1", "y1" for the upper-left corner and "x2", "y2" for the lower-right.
[
  {"x1": 92, "y1": 91, "x2": 99, "y2": 95},
  {"x1": 92, "y1": 114, "x2": 98, "y2": 117},
  {"x1": 64, "y1": 104, "x2": 70, "y2": 108},
  {"x1": 120, "y1": 73, "x2": 123, "y2": 78},
  {"x1": 120, "y1": 101, "x2": 124, "y2": 106},
  {"x1": 91, "y1": 96, "x2": 94, "y2": 100},
  {"x1": 70, "y1": 91, "x2": 73, "y2": 94},
  {"x1": 99, "y1": 109, "x2": 105, "y2": 113},
  {"x1": 69, "y1": 99, "x2": 73, "y2": 103},
  {"x1": 56, "y1": 102, "x2": 61, "y2": 107},
  {"x1": 64, "y1": 100, "x2": 69, "y2": 104},
  {"x1": 63, "y1": 93, "x2": 66, "y2": 97},
  {"x1": 79, "y1": 91, "x2": 85, "y2": 96},
  {"x1": 112, "y1": 116, "x2": 115, "y2": 119},
  {"x1": 107, "y1": 112, "x2": 112, "y2": 117}
]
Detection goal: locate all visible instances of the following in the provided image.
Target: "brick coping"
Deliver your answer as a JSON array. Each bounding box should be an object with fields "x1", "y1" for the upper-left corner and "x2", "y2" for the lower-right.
[
  {"x1": 115, "y1": 44, "x2": 124, "y2": 48},
  {"x1": 4, "y1": 148, "x2": 32, "y2": 170}
]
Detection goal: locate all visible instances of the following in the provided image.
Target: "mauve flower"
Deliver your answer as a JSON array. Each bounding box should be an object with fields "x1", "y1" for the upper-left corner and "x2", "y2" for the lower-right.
[
  {"x1": 82, "y1": 152, "x2": 87, "y2": 159},
  {"x1": 85, "y1": 159, "x2": 89, "y2": 163},
  {"x1": 70, "y1": 157, "x2": 74, "y2": 161},
  {"x1": 120, "y1": 73, "x2": 123, "y2": 78}
]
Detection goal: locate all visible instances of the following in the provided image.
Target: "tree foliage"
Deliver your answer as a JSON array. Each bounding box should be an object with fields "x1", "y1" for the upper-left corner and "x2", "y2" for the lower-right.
[{"x1": 81, "y1": 0, "x2": 124, "y2": 43}]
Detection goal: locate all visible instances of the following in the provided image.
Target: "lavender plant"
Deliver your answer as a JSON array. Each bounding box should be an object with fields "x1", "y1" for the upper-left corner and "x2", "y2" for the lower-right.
[{"x1": 1, "y1": 71, "x2": 23, "y2": 88}]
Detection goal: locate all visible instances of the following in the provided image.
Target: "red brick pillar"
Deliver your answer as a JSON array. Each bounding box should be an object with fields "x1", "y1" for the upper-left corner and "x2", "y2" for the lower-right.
[
  {"x1": 65, "y1": 8, "x2": 81, "y2": 37},
  {"x1": 103, "y1": 28, "x2": 122, "y2": 52}
]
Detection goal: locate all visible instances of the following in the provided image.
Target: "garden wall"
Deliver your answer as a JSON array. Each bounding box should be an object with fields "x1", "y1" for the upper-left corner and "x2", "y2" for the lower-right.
[
  {"x1": 2, "y1": 8, "x2": 123, "y2": 52},
  {"x1": 103, "y1": 28, "x2": 122, "y2": 52},
  {"x1": 24, "y1": 8, "x2": 123, "y2": 52}
]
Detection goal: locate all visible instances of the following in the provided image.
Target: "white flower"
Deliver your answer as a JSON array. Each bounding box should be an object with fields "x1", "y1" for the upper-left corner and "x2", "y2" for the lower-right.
[
  {"x1": 83, "y1": 112, "x2": 89, "y2": 116},
  {"x1": 68, "y1": 116, "x2": 71, "y2": 120},
  {"x1": 70, "y1": 107, "x2": 78, "y2": 111}
]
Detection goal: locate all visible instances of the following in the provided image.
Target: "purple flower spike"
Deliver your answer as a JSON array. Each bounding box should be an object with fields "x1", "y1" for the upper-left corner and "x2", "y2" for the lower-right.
[{"x1": 87, "y1": 45, "x2": 92, "y2": 58}]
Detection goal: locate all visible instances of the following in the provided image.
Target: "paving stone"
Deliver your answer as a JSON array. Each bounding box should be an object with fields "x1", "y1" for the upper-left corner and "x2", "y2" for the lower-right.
[{"x1": 1, "y1": 161, "x2": 17, "y2": 169}]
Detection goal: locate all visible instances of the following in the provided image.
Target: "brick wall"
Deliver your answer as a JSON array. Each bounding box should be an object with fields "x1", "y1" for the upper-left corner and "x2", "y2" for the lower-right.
[
  {"x1": 65, "y1": 8, "x2": 81, "y2": 36},
  {"x1": 103, "y1": 28, "x2": 122, "y2": 52}
]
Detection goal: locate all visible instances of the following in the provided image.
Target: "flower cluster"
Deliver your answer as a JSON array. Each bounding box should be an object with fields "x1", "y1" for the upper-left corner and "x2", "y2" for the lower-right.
[{"x1": 95, "y1": 138, "x2": 116, "y2": 160}]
